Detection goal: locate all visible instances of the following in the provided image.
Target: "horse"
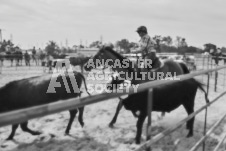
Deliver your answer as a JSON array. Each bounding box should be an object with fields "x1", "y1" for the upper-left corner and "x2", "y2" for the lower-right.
[
  {"x1": 14, "y1": 51, "x2": 23, "y2": 66},
  {"x1": 0, "y1": 52, "x2": 5, "y2": 67},
  {"x1": 222, "y1": 53, "x2": 226, "y2": 65},
  {"x1": 5, "y1": 52, "x2": 14, "y2": 67},
  {"x1": 209, "y1": 48, "x2": 223, "y2": 66},
  {"x1": 0, "y1": 53, "x2": 3, "y2": 74},
  {"x1": 0, "y1": 71, "x2": 90, "y2": 140},
  {"x1": 1, "y1": 51, "x2": 23, "y2": 67},
  {"x1": 84, "y1": 46, "x2": 190, "y2": 88},
  {"x1": 84, "y1": 46, "x2": 208, "y2": 144}
]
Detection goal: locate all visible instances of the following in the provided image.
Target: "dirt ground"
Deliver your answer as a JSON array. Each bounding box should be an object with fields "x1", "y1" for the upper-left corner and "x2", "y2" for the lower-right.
[{"x1": 0, "y1": 60, "x2": 226, "y2": 151}]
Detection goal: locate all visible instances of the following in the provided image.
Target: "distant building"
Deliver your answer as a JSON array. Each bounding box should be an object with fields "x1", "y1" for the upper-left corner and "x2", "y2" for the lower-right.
[{"x1": 77, "y1": 48, "x2": 99, "y2": 57}]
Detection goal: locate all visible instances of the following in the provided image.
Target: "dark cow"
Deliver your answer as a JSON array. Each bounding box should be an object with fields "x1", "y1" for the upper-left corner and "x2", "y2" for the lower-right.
[
  {"x1": 0, "y1": 71, "x2": 90, "y2": 140},
  {"x1": 108, "y1": 77, "x2": 209, "y2": 144},
  {"x1": 108, "y1": 62, "x2": 190, "y2": 127}
]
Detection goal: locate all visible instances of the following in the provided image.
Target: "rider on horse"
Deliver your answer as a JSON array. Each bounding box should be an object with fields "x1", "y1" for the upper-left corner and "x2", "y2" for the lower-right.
[{"x1": 134, "y1": 26, "x2": 161, "y2": 72}]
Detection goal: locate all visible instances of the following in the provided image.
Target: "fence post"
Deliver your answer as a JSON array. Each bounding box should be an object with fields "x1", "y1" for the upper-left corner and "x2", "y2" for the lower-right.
[
  {"x1": 146, "y1": 88, "x2": 153, "y2": 151},
  {"x1": 223, "y1": 67, "x2": 226, "y2": 89},
  {"x1": 202, "y1": 73, "x2": 210, "y2": 151},
  {"x1": 202, "y1": 55, "x2": 205, "y2": 70},
  {"x1": 210, "y1": 56, "x2": 213, "y2": 76},
  {"x1": 0, "y1": 61, "x2": 2, "y2": 74},
  {"x1": 136, "y1": 54, "x2": 139, "y2": 65},
  {"x1": 202, "y1": 56, "x2": 206, "y2": 81},
  {"x1": 215, "y1": 71, "x2": 218, "y2": 92}
]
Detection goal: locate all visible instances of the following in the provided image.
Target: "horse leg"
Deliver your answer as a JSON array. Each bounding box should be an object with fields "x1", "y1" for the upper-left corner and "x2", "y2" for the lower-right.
[
  {"x1": 109, "y1": 98, "x2": 123, "y2": 128},
  {"x1": 183, "y1": 99, "x2": 195, "y2": 137},
  {"x1": 135, "y1": 112, "x2": 146, "y2": 144},
  {"x1": 65, "y1": 109, "x2": 78, "y2": 135},
  {"x1": 78, "y1": 107, "x2": 85, "y2": 127},
  {"x1": 6, "y1": 124, "x2": 19, "y2": 140},
  {"x1": 20, "y1": 121, "x2": 41, "y2": 135}
]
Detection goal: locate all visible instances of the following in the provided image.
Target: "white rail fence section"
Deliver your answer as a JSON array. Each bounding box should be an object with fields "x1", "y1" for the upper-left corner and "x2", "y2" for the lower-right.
[{"x1": 1, "y1": 63, "x2": 226, "y2": 150}]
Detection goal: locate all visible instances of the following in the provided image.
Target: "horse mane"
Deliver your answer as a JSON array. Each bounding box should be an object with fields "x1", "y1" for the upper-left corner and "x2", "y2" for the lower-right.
[
  {"x1": 104, "y1": 46, "x2": 135, "y2": 73},
  {"x1": 103, "y1": 47, "x2": 125, "y2": 60}
]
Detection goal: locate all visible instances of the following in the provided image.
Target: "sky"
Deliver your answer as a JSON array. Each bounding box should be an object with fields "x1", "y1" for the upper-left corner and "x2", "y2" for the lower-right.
[{"x1": 0, "y1": 0, "x2": 226, "y2": 49}]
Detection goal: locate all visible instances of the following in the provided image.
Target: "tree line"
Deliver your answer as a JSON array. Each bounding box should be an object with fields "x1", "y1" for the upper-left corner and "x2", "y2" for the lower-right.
[
  {"x1": 89, "y1": 35, "x2": 226, "y2": 55},
  {"x1": 1, "y1": 35, "x2": 226, "y2": 56}
]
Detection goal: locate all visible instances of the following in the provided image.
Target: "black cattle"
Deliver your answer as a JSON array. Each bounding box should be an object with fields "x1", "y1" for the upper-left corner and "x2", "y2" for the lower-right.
[
  {"x1": 115, "y1": 79, "x2": 209, "y2": 144},
  {"x1": 0, "y1": 71, "x2": 90, "y2": 140},
  {"x1": 108, "y1": 62, "x2": 191, "y2": 128}
]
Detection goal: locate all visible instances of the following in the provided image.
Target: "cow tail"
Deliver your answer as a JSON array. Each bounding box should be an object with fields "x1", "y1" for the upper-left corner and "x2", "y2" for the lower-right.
[
  {"x1": 78, "y1": 72, "x2": 91, "y2": 96},
  {"x1": 196, "y1": 80, "x2": 210, "y2": 103}
]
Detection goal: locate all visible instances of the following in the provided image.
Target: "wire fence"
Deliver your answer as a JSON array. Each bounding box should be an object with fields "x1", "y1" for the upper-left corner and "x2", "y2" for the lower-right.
[{"x1": 1, "y1": 55, "x2": 226, "y2": 150}]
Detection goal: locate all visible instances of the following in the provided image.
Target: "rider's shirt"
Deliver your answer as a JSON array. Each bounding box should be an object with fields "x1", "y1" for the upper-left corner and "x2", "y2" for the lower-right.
[{"x1": 138, "y1": 34, "x2": 156, "y2": 54}]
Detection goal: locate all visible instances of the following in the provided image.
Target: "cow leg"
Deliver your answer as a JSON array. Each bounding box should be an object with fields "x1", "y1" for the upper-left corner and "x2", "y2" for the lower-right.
[
  {"x1": 6, "y1": 124, "x2": 19, "y2": 140},
  {"x1": 78, "y1": 107, "x2": 85, "y2": 127},
  {"x1": 183, "y1": 101, "x2": 195, "y2": 137},
  {"x1": 80, "y1": 65, "x2": 84, "y2": 74},
  {"x1": 109, "y1": 99, "x2": 123, "y2": 128},
  {"x1": 135, "y1": 112, "x2": 146, "y2": 144},
  {"x1": 65, "y1": 109, "x2": 78, "y2": 135},
  {"x1": 20, "y1": 121, "x2": 41, "y2": 135}
]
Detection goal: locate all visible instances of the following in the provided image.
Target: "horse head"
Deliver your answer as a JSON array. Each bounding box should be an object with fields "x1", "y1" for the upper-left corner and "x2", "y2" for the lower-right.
[{"x1": 84, "y1": 46, "x2": 124, "y2": 71}]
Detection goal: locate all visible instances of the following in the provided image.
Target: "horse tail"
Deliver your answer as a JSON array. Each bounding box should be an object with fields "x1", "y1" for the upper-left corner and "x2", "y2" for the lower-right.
[
  {"x1": 194, "y1": 79, "x2": 210, "y2": 103},
  {"x1": 77, "y1": 72, "x2": 91, "y2": 96},
  {"x1": 179, "y1": 62, "x2": 190, "y2": 74}
]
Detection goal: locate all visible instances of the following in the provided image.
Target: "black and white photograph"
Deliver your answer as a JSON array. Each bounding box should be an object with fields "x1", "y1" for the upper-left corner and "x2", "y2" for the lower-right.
[{"x1": 1, "y1": 0, "x2": 226, "y2": 150}]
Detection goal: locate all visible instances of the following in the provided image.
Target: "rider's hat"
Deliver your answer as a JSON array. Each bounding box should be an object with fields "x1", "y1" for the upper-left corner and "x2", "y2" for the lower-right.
[{"x1": 136, "y1": 26, "x2": 147, "y2": 33}]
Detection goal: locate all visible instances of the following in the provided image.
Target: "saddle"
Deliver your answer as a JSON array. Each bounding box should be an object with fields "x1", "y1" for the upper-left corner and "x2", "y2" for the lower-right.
[
  {"x1": 150, "y1": 57, "x2": 163, "y2": 71},
  {"x1": 134, "y1": 58, "x2": 164, "y2": 80}
]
